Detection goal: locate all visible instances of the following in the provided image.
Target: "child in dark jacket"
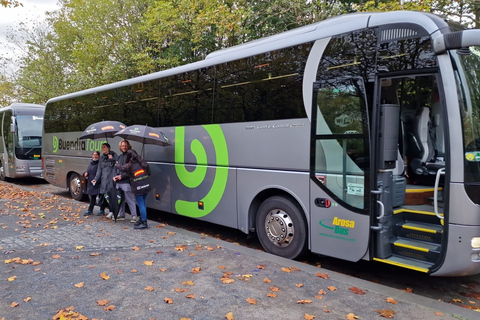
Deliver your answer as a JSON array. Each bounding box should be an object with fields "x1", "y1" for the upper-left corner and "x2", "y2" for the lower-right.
[{"x1": 83, "y1": 151, "x2": 101, "y2": 216}]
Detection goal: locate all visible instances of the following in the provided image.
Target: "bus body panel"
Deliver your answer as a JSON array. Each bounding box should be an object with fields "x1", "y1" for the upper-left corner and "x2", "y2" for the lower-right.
[
  {"x1": 237, "y1": 169, "x2": 310, "y2": 234},
  {"x1": 309, "y1": 180, "x2": 370, "y2": 262},
  {"x1": 432, "y1": 224, "x2": 480, "y2": 276}
]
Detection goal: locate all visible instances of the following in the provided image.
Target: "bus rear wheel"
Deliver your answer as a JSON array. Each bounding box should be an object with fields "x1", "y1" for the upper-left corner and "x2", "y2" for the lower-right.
[
  {"x1": 69, "y1": 173, "x2": 84, "y2": 201},
  {"x1": 256, "y1": 196, "x2": 308, "y2": 260}
]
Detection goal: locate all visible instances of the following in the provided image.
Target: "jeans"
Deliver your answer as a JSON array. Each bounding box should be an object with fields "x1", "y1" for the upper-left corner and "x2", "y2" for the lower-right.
[
  {"x1": 135, "y1": 193, "x2": 148, "y2": 221},
  {"x1": 116, "y1": 182, "x2": 137, "y2": 217}
]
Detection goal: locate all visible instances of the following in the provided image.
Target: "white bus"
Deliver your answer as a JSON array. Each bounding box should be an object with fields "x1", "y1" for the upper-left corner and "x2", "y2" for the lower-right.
[
  {"x1": 43, "y1": 11, "x2": 480, "y2": 276},
  {"x1": 0, "y1": 103, "x2": 44, "y2": 180}
]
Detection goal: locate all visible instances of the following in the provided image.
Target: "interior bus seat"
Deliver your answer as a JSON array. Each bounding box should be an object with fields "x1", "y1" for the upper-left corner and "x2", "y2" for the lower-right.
[{"x1": 407, "y1": 107, "x2": 445, "y2": 185}]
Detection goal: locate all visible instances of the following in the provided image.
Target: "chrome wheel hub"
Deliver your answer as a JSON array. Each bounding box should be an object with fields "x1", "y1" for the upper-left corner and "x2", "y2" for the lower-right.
[{"x1": 264, "y1": 209, "x2": 294, "y2": 247}]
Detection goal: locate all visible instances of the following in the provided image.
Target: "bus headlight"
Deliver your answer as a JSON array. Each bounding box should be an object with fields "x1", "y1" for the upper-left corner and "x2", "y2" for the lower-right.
[{"x1": 471, "y1": 237, "x2": 480, "y2": 248}]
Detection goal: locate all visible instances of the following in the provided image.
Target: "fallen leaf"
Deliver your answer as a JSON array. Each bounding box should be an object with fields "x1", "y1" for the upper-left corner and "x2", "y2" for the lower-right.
[
  {"x1": 386, "y1": 297, "x2": 397, "y2": 304},
  {"x1": 346, "y1": 313, "x2": 359, "y2": 320},
  {"x1": 296, "y1": 283, "x2": 304, "y2": 287},
  {"x1": 186, "y1": 294, "x2": 196, "y2": 299},
  {"x1": 52, "y1": 254, "x2": 61, "y2": 259},
  {"x1": 304, "y1": 314, "x2": 315, "y2": 320},
  {"x1": 164, "y1": 297, "x2": 173, "y2": 304},
  {"x1": 327, "y1": 286, "x2": 337, "y2": 291},
  {"x1": 144, "y1": 260, "x2": 154, "y2": 266},
  {"x1": 349, "y1": 287, "x2": 366, "y2": 295},
  {"x1": 23, "y1": 297, "x2": 31, "y2": 302},
  {"x1": 160, "y1": 268, "x2": 167, "y2": 272},
  {"x1": 191, "y1": 267, "x2": 201, "y2": 274},
  {"x1": 174, "y1": 288, "x2": 189, "y2": 292},
  {"x1": 225, "y1": 312, "x2": 235, "y2": 320},
  {"x1": 281, "y1": 267, "x2": 292, "y2": 273},
  {"x1": 74, "y1": 282, "x2": 84, "y2": 288},
  {"x1": 267, "y1": 293, "x2": 277, "y2": 298},
  {"x1": 221, "y1": 277, "x2": 235, "y2": 284},
  {"x1": 10, "y1": 302, "x2": 19, "y2": 307},
  {"x1": 218, "y1": 266, "x2": 226, "y2": 269},
  {"x1": 104, "y1": 305, "x2": 115, "y2": 311},
  {"x1": 434, "y1": 311, "x2": 444, "y2": 316},
  {"x1": 257, "y1": 264, "x2": 266, "y2": 270},
  {"x1": 246, "y1": 298, "x2": 257, "y2": 305},
  {"x1": 270, "y1": 286, "x2": 280, "y2": 292},
  {"x1": 7, "y1": 276, "x2": 16, "y2": 282},
  {"x1": 263, "y1": 278, "x2": 271, "y2": 283},
  {"x1": 145, "y1": 286, "x2": 155, "y2": 291},
  {"x1": 182, "y1": 280, "x2": 195, "y2": 286},
  {"x1": 96, "y1": 299, "x2": 109, "y2": 306},
  {"x1": 316, "y1": 272, "x2": 329, "y2": 279},
  {"x1": 297, "y1": 299, "x2": 312, "y2": 304},
  {"x1": 90, "y1": 252, "x2": 100, "y2": 256},
  {"x1": 375, "y1": 309, "x2": 396, "y2": 318},
  {"x1": 133, "y1": 246, "x2": 140, "y2": 251},
  {"x1": 100, "y1": 272, "x2": 110, "y2": 280},
  {"x1": 75, "y1": 246, "x2": 84, "y2": 250}
]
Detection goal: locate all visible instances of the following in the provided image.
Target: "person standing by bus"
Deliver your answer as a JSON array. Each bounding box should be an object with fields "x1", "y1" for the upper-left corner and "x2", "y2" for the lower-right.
[
  {"x1": 116, "y1": 149, "x2": 151, "y2": 229},
  {"x1": 111, "y1": 140, "x2": 139, "y2": 222},
  {"x1": 83, "y1": 151, "x2": 100, "y2": 216},
  {"x1": 91, "y1": 143, "x2": 118, "y2": 216}
]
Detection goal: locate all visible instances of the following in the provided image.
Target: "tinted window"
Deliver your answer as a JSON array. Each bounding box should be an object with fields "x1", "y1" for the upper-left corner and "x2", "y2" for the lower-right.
[{"x1": 45, "y1": 44, "x2": 311, "y2": 133}]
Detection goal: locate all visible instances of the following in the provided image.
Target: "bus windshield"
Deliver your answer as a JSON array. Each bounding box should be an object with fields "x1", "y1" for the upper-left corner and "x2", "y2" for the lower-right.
[
  {"x1": 15, "y1": 115, "x2": 43, "y2": 160},
  {"x1": 454, "y1": 46, "x2": 480, "y2": 203}
]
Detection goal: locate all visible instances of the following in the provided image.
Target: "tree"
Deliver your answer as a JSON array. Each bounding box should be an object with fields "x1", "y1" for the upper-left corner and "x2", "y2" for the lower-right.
[{"x1": 1, "y1": 0, "x2": 22, "y2": 8}]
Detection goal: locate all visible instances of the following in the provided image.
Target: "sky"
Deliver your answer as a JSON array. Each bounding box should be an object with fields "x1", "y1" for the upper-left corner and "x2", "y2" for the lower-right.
[{"x1": 0, "y1": 0, "x2": 61, "y2": 71}]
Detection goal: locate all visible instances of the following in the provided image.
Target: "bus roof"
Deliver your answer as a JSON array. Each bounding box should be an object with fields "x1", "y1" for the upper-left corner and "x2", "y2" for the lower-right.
[
  {"x1": 46, "y1": 10, "x2": 448, "y2": 105},
  {"x1": 0, "y1": 103, "x2": 45, "y2": 112}
]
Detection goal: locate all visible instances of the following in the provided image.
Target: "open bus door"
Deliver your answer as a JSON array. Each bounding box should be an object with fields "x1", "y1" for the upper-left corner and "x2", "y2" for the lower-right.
[{"x1": 309, "y1": 79, "x2": 372, "y2": 261}]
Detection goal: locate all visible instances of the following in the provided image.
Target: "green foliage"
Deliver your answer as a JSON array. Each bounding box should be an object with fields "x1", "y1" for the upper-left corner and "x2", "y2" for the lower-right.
[{"x1": 1, "y1": 0, "x2": 22, "y2": 8}]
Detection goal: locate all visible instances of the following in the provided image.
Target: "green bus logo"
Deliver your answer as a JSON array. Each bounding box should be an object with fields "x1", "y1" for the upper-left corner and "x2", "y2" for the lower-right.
[{"x1": 174, "y1": 124, "x2": 229, "y2": 218}]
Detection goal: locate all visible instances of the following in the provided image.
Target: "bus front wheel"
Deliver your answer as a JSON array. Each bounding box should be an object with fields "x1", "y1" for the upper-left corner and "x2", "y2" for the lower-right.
[
  {"x1": 0, "y1": 161, "x2": 7, "y2": 181},
  {"x1": 256, "y1": 196, "x2": 308, "y2": 260},
  {"x1": 69, "y1": 173, "x2": 84, "y2": 201}
]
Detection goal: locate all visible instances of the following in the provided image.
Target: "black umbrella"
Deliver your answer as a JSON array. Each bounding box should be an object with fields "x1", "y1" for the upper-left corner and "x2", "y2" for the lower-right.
[
  {"x1": 104, "y1": 185, "x2": 124, "y2": 222},
  {"x1": 114, "y1": 125, "x2": 171, "y2": 146},
  {"x1": 79, "y1": 121, "x2": 126, "y2": 141}
]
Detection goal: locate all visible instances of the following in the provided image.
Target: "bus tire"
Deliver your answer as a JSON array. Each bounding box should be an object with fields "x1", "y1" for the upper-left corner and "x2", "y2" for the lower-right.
[
  {"x1": 69, "y1": 173, "x2": 84, "y2": 201},
  {"x1": 256, "y1": 196, "x2": 308, "y2": 260},
  {"x1": 0, "y1": 161, "x2": 8, "y2": 181}
]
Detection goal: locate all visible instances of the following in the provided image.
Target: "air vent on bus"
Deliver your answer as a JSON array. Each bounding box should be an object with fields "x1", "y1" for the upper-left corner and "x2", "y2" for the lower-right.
[{"x1": 380, "y1": 28, "x2": 419, "y2": 42}]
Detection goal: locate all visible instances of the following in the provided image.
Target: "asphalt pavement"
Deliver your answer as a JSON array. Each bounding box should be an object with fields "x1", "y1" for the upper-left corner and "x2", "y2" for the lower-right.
[{"x1": 1, "y1": 180, "x2": 479, "y2": 320}]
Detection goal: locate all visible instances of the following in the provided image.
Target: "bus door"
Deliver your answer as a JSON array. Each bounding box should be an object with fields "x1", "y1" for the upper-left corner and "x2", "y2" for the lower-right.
[{"x1": 309, "y1": 79, "x2": 372, "y2": 261}]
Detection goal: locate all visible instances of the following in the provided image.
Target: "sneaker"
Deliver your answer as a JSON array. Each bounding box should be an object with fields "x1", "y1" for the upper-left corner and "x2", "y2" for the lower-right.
[
  {"x1": 84, "y1": 211, "x2": 93, "y2": 216},
  {"x1": 97, "y1": 210, "x2": 105, "y2": 216},
  {"x1": 134, "y1": 220, "x2": 148, "y2": 229},
  {"x1": 134, "y1": 218, "x2": 143, "y2": 226},
  {"x1": 116, "y1": 216, "x2": 125, "y2": 221},
  {"x1": 131, "y1": 216, "x2": 139, "y2": 223},
  {"x1": 106, "y1": 212, "x2": 113, "y2": 219}
]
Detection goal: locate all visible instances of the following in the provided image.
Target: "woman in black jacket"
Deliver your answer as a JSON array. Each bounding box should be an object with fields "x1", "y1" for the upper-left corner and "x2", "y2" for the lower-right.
[
  {"x1": 115, "y1": 149, "x2": 151, "y2": 229},
  {"x1": 83, "y1": 151, "x2": 101, "y2": 216}
]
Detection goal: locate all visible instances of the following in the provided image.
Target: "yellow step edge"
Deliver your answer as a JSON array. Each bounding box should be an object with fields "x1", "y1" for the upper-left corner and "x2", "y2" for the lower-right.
[
  {"x1": 394, "y1": 242, "x2": 429, "y2": 252},
  {"x1": 406, "y1": 188, "x2": 442, "y2": 193},
  {"x1": 373, "y1": 257, "x2": 429, "y2": 273},
  {"x1": 402, "y1": 225, "x2": 438, "y2": 234},
  {"x1": 393, "y1": 208, "x2": 444, "y2": 218}
]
